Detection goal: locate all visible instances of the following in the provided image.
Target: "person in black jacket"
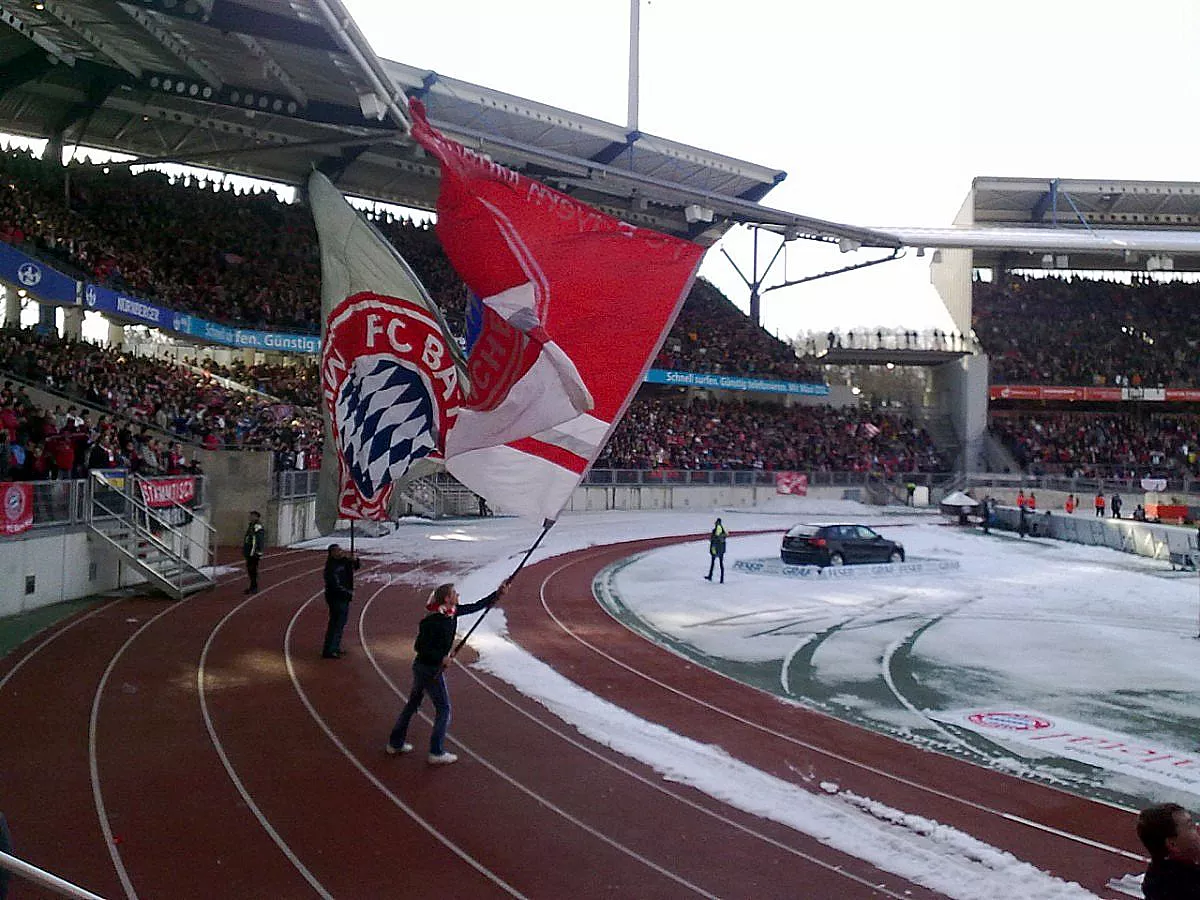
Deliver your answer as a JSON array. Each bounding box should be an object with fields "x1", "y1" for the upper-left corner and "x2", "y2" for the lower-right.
[
  {"x1": 1137, "y1": 802, "x2": 1200, "y2": 899},
  {"x1": 704, "y1": 518, "x2": 727, "y2": 583},
  {"x1": 386, "y1": 578, "x2": 510, "y2": 765},
  {"x1": 321, "y1": 543, "x2": 360, "y2": 659},
  {"x1": 242, "y1": 510, "x2": 265, "y2": 594}
]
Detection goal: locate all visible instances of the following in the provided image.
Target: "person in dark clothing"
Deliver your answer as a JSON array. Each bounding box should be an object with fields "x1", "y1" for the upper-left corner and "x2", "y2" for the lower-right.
[
  {"x1": 1112, "y1": 493, "x2": 1123, "y2": 519},
  {"x1": 321, "y1": 543, "x2": 361, "y2": 659},
  {"x1": 386, "y1": 579, "x2": 511, "y2": 765},
  {"x1": 704, "y1": 518, "x2": 728, "y2": 583},
  {"x1": 1137, "y1": 803, "x2": 1200, "y2": 899},
  {"x1": 1018, "y1": 505, "x2": 1030, "y2": 539},
  {"x1": 242, "y1": 510, "x2": 265, "y2": 594}
]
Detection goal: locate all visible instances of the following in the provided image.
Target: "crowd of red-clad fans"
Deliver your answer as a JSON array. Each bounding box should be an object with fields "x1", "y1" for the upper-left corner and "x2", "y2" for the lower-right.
[
  {"x1": 990, "y1": 412, "x2": 1200, "y2": 479},
  {"x1": 596, "y1": 395, "x2": 948, "y2": 474},
  {"x1": 0, "y1": 327, "x2": 322, "y2": 479},
  {"x1": 973, "y1": 274, "x2": 1200, "y2": 387},
  {"x1": 0, "y1": 148, "x2": 821, "y2": 382},
  {"x1": 654, "y1": 280, "x2": 822, "y2": 380}
]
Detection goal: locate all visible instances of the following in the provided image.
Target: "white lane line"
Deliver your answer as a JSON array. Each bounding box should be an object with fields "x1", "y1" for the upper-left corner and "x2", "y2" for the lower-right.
[
  {"x1": 449, "y1": 645, "x2": 914, "y2": 899},
  {"x1": 89, "y1": 601, "x2": 186, "y2": 900},
  {"x1": 282, "y1": 570, "x2": 529, "y2": 899},
  {"x1": 541, "y1": 550, "x2": 1145, "y2": 863},
  {"x1": 197, "y1": 562, "x2": 334, "y2": 900},
  {"x1": 353, "y1": 581, "x2": 721, "y2": 899},
  {"x1": 0, "y1": 601, "x2": 115, "y2": 694}
]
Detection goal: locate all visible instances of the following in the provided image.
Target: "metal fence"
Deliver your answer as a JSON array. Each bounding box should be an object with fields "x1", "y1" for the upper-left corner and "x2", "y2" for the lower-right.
[
  {"x1": 4, "y1": 476, "x2": 207, "y2": 533},
  {"x1": 272, "y1": 469, "x2": 322, "y2": 500},
  {"x1": 272, "y1": 468, "x2": 958, "y2": 499}
]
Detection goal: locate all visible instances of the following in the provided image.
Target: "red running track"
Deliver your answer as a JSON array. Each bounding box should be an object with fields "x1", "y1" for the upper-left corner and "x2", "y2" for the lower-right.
[{"x1": 0, "y1": 538, "x2": 1144, "y2": 899}]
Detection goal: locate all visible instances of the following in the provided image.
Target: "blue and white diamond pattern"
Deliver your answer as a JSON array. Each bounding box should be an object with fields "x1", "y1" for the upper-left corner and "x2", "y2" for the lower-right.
[{"x1": 336, "y1": 354, "x2": 438, "y2": 499}]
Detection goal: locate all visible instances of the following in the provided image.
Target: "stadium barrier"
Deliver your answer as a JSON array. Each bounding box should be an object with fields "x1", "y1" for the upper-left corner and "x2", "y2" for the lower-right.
[{"x1": 989, "y1": 506, "x2": 1199, "y2": 565}]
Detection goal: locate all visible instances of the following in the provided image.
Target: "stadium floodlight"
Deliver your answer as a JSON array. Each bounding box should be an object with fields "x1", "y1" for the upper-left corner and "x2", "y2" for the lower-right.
[{"x1": 684, "y1": 204, "x2": 714, "y2": 224}]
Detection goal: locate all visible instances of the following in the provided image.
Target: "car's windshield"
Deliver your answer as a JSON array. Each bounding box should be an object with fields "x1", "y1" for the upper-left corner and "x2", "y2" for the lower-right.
[{"x1": 785, "y1": 525, "x2": 818, "y2": 538}]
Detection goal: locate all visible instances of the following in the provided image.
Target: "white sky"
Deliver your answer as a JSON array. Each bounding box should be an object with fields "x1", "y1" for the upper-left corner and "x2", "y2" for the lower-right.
[
  {"x1": 343, "y1": 0, "x2": 1200, "y2": 338},
  {"x1": 308, "y1": 501, "x2": 1200, "y2": 898}
]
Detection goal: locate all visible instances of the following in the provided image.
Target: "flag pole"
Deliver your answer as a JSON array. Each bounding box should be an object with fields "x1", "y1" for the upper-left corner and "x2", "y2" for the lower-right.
[
  {"x1": 451, "y1": 518, "x2": 556, "y2": 658},
  {"x1": 350, "y1": 520, "x2": 355, "y2": 555}
]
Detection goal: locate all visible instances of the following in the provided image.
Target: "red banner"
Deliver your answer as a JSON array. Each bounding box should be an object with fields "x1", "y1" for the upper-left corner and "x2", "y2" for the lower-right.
[
  {"x1": 775, "y1": 472, "x2": 809, "y2": 496},
  {"x1": 0, "y1": 482, "x2": 32, "y2": 535},
  {"x1": 138, "y1": 477, "x2": 196, "y2": 508},
  {"x1": 990, "y1": 385, "x2": 1171, "y2": 402}
]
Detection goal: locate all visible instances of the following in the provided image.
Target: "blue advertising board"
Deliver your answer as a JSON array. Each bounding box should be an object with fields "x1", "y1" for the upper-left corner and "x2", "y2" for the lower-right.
[
  {"x1": 82, "y1": 283, "x2": 169, "y2": 327},
  {"x1": 0, "y1": 243, "x2": 78, "y2": 305},
  {"x1": 84, "y1": 283, "x2": 320, "y2": 354},
  {"x1": 644, "y1": 368, "x2": 829, "y2": 396}
]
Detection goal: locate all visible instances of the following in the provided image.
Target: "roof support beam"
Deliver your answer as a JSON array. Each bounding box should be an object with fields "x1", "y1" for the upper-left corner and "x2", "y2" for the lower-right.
[
  {"x1": 40, "y1": 1, "x2": 142, "y2": 77},
  {"x1": 590, "y1": 131, "x2": 640, "y2": 166},
  {"x1": 134, "y1": 0, "x2": 341, "y2": 53},
  {"x1": 235, "y1": 34, "x2": 308, "y2": 107},
  {"x1": 0, "y1": 7, "x2": 75, "y2": 66},
  {"x1": 119, "y1": 5, "x2": 222, "y2": 88}
]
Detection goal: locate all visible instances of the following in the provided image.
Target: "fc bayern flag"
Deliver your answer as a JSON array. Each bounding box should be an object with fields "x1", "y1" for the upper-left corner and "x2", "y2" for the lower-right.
[
  {"x1": 409, "y1": 101, "x2": 706, "y2": 519},
  {"x1": 309, "y1": 172, "x2": 466, "y2": 532}
]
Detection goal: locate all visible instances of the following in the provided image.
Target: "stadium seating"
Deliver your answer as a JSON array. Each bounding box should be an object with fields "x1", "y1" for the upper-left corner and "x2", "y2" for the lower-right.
[
  {"x1": 596, "y1": 395, "x2": 947, "y2": 474},
  {"x1": 974, "y1": 274, "x2": 1200, "y2": 387}
]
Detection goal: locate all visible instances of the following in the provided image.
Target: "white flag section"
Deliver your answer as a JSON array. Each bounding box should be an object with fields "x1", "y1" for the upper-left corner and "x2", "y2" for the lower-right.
[
  {"x1": 443, "y1": 280, "x2": 593, "y2": 459},
  {"x1": 310, "y1": 171, "x2": 465, "y2": 532}
]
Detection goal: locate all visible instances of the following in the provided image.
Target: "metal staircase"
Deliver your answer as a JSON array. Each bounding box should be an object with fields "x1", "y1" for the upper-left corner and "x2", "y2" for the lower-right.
[
  {"x1": 86, "y1": 472, "x2": 216, "y2": 600},
  {"x1": 398, "y1": 472, "x2": 486, "y2": 519}
]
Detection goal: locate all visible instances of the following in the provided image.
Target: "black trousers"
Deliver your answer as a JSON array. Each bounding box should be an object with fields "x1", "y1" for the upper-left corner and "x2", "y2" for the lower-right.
[
  {"x1": 323, "y1": 599, "x2": 350, "y2": 656},
  {"x1": 706, "y1": 554, "x2": 725, "y2": 582},
  {"x1": 245, "y1": 554, "x2": 261, "y2": 591}
]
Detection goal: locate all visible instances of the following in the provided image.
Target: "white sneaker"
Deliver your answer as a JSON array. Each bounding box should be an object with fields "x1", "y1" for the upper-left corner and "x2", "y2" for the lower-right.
[
  {"x1": 427, "y1": 751, "x2": 458, "y2": 765},
  {"x1": 385, "y1": 742, "x2": 414, "y2": 756}
]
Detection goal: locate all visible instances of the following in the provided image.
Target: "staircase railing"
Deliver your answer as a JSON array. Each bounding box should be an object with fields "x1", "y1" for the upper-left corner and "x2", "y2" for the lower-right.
[
  {"x1": 0, "y1": 849, "x2": 106, "y2": 899},
  {"x1": 87, "y1": 471, "x2": 214, "y2": 596}
]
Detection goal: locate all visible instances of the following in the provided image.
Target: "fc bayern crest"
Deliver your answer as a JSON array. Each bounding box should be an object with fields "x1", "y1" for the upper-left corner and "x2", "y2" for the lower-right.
[{"x1": 322, "y1": 292, "x2": 462, "y2": 520}]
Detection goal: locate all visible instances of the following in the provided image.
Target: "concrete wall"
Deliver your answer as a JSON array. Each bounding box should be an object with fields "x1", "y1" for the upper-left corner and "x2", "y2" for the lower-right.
[
  {"x1": 195, "y1": 448, "x2": 273, "y2": 547},
  {"x1": 991, "y1": 506, "x2": 1200, "y2": 564},
  {"x1": 0, "y1": 528, "x2": 148, "y2": 618},
  {"x1": 930, "y1": 354, "x2": 989, "y2": 471}
]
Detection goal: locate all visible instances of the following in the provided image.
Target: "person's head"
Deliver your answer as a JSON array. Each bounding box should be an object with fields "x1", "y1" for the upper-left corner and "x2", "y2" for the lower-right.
[
  {"x1": 715, "y1": 518, "x2": 722, "y2": 526},
  {"x1": 327, "y1": 543, "x2": 341, "y2": 560},
  {"x1": 1137, "y1": 804, "x2": 1200, "y2": 863},
  {"x1": 427, "y1": 583, "x2": 459, "y2": 614},
  {"x1": 249, "y1": 510, "x2": 260, "y2": 523}
]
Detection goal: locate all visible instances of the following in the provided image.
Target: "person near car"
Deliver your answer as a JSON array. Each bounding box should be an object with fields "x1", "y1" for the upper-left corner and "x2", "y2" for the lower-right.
[{"x1": 705, "y1": 518, "x2": 727, "y2": 583}]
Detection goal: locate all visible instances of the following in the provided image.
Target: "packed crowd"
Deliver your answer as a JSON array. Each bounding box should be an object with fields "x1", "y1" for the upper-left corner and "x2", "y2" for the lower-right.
[
  {"x1": 0, "y1": 149, "x2": 462, "y2": 334},
  {"x1": 0, "y1": 377, "x2": 200, "y2": 482},
  {"x1": 0, "y1": 328, "x2": 322, "y2": 469},
  {"x1": 654, "y1": 279, "x2": 822, "y2": 381},
  {"x1": 596, "y1": 395, "x2": 948, "y2": 474},
  {"x1": 0, "y1": 148, "x2": 817, "y2": 383},
  {"x1": 973, "y1": 275, "x2": 1200, "y2": 387},
  {"x1": 991, "y1": 411, "x2": 1200, "y2": 478}
]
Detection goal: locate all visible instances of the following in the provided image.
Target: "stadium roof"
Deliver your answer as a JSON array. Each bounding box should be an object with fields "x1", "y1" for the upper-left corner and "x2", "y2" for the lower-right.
[
  {"x1": 882, "y1": 177, "x2": 1200, "y2": 273},
  {"x1": 0, "y1": 0, "x2": 900, "y2": 249}
]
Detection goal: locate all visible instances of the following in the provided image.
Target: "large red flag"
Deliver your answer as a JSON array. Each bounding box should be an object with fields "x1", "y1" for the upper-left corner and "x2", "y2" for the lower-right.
[{"x1": 410, "y1": 101, "x2": 706, "y2": 519}]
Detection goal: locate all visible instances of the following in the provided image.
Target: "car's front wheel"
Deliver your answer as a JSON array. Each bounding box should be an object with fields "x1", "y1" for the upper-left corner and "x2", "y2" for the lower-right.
[
  {"x1": 828, "y1": 552, "x2": 845, "y2": 567},
  {"x1": 889, "y1": 550, "x2": 904, "y2": 563}
]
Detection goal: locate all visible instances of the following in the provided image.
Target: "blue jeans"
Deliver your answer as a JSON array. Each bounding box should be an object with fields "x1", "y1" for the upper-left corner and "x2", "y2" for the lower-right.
[{"x1": 389, "y1": 661, "x2": 452, "y2": 754}]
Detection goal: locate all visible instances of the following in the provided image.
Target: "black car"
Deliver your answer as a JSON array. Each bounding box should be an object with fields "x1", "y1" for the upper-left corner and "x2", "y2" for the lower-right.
[{"x1": 780, "y1": 523, "x2": 905, "y2": 568}]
